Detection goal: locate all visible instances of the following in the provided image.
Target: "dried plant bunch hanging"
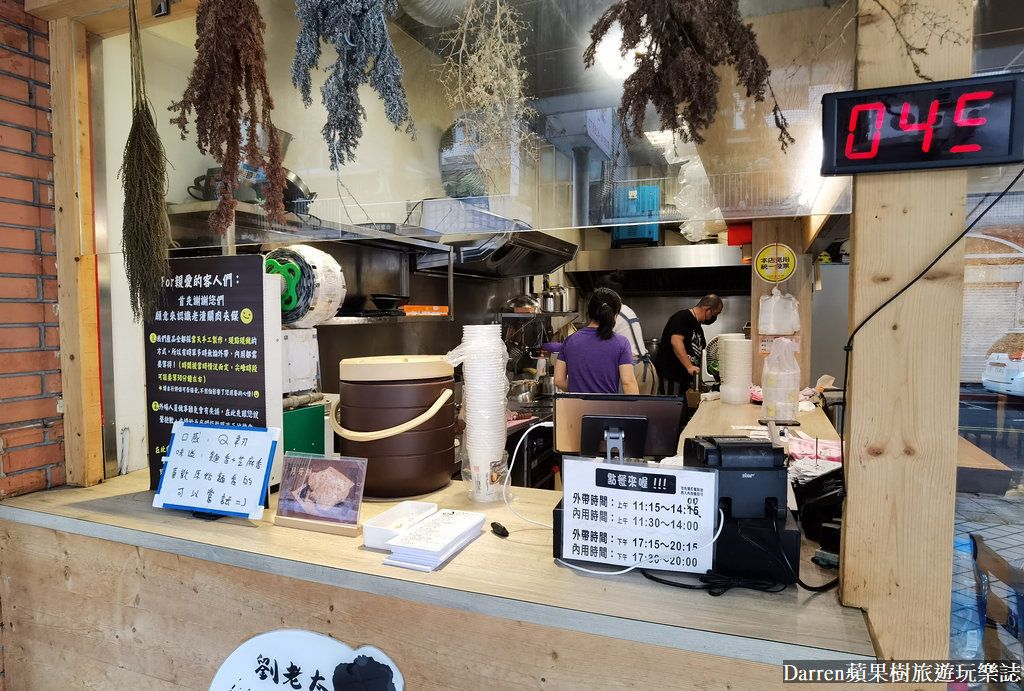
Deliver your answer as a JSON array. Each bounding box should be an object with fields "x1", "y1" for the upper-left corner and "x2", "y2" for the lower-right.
[
  {"x1": 169, "y1": 0, "x2": 285, "y2": 234},
  {"x1": 292, "y1": 0, "x2": 415, "y2": 170},
  {"x1": 439, "y1": 0, "x2": 535, "y2": 175},
  {"x1": 584, "y1": 0, "x2": 794, "y2": 151},
  {"x1": 120, "y1": 0, "x2": 170, "y2": 321}
]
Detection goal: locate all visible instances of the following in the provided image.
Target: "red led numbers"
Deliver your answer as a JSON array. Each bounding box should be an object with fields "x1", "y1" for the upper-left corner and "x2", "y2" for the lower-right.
[
  {"x1": 845, "y1": 102, "x2": 885, "y2": 159},
  {"x1": 951, "y1": 90, "x2": 994, "y2": 153},
  {"x1": 899, "y1": 99, "x2": 940, "y2": 152}
]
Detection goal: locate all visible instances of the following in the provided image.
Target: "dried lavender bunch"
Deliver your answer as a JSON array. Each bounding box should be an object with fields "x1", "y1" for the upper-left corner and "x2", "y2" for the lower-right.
[
  {"x1": 583, "y1": 0, "x2": 793, "y2": 151},
  {"x1": 169, "y1": 0, "x2": 285, "y2": 234},
  {"x1": 120, "y1": 0, "x2": 169, "y2": 320},
  {"x1": 292, "y1": 0, "x2": 415, "y2": 169}
]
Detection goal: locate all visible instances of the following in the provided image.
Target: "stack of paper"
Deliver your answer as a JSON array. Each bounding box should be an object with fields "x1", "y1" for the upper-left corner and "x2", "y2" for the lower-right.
[{"x1": 383, "y1": 509, "x2": 486, "y2": 572}]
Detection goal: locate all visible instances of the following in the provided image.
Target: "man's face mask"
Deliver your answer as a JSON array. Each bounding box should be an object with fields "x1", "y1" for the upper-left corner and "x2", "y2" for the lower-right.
[{"x1": 704, "y1": 314, "x2": 717, "y2": 325}]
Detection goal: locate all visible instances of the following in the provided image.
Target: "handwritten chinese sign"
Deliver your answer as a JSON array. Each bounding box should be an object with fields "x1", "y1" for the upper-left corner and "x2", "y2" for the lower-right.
[
  {"x1": 144, "y1": 255, "x2": 271, "y2": 490},
  {"x1": 754, "y1": 243, "x2": 797, "y2": 283},
  {"x1": 210, "y1": 629, "x2": 404, "y2": 690},
  {"x1": 561, "y1": 457, "x2": 718, "y2": 573},
  {"x1": 153, "y1": 421, "x2": 278, "y2": 520}
]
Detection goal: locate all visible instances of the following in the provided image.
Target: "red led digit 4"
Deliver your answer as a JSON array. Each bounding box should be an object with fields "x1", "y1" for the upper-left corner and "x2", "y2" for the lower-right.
[
  {"x1": 845, "y1": 102, "x2": 885, "y2": 159},
  {"x1": 951, "y1": 90, "x2": 994, "y2": 153},
  {"x1": 899, "y1": 99, "x2": 940, "y2": 152}
]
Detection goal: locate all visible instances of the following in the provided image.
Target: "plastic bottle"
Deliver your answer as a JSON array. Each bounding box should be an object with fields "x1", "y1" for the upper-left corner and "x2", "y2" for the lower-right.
[
  {"x1": 950, "y1": 535, "x2": 988, "y2": 662},
  {"x1": 1009, "y1": 558, "x2": 1024, "y2": 643}
]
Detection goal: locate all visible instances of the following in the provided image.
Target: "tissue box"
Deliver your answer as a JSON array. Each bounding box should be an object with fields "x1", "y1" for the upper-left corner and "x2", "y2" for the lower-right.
[{"x1": 362, "y1": 501, "x2": 437, "y2": 550}]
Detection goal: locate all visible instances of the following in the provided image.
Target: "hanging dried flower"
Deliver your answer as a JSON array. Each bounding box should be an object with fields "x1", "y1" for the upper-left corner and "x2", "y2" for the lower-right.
[
  {"x1": 292, "y1": 0, "x2": 415, "y2": 170},
  {"x1": 120, "y1": 0, "x2": 169, "y2": 321},
  {"x1": 169, "y1": 0, "x2": 285, "y2": 234},
  {"x1": 439, "y1": 0, "x2": 535, "y2": 177},
  {"x1": 583, "y1": 0, "x2": 794, "y2": 151}
]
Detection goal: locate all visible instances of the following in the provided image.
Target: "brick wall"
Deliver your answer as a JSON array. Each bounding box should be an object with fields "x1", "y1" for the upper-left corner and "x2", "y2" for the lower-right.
[{"x1": 0, "y1": 0, "x2": 63, "y2": 505}]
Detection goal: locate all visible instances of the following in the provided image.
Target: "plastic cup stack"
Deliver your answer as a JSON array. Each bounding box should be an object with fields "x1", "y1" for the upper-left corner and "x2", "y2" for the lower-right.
[
  {"x1": 719, "y1": 336, "x2": 752, "y2": 405},
  {"x1": 447, "y1": 324, "x2": 509, "y2": 502}
]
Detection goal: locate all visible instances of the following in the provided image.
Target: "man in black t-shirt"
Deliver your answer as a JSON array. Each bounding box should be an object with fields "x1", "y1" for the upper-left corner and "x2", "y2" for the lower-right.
[{"x1": 654, "y1": 294, "x2": 724, "y2": 396}]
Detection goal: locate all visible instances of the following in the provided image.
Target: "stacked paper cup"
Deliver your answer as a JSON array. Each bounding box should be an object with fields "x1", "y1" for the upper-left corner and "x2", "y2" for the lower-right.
[
  {"x1": 445, "y1": 324, "x2": 509, "y2": 502},
  {"x1": 718, "y1": 335, "x2": 752, "y2": 405}
]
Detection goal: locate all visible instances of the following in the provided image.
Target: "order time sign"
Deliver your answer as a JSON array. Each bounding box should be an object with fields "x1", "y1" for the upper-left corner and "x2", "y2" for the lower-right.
[
  {"x1": 821, "y1": 74, "x2": 1024, "y2": 175},
  {"x1": 561, "y1": 457, "x2": 717, "y2": 573}
]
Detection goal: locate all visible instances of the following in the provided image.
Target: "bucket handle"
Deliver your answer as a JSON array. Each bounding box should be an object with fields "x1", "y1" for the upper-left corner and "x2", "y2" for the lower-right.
[{"x1": 330, "y1": 388, "x2": 453, "y2": 442}]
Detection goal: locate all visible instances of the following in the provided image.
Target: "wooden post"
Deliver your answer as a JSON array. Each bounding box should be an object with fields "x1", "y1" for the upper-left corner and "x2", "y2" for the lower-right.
[
  {"x1": 750, "y1": 218, "x2": 813, "y2": 389},
  {"x1": 49, "y1": 17, "x2": 103, "y2": 486},
  {"x1": 839, "y1": 0, "x2": 972, "y2": 663}
]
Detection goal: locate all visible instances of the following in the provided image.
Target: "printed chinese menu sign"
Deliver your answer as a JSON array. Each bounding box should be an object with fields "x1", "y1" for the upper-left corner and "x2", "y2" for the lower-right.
[
  {"x1": 561, "y1": 457, "x2": 718, "y2": 573},
  {"x1": 153, "y1": 421, "x2": 278, "y2": 520},
  {"x1": 144, "y1": 254, "x2": 270, "y2": 490}
]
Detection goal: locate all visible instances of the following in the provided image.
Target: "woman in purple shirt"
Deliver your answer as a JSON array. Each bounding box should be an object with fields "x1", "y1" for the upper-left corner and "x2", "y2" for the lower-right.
[{"x1": 554, "y1": 287, "x2": 639, "y2": 394}]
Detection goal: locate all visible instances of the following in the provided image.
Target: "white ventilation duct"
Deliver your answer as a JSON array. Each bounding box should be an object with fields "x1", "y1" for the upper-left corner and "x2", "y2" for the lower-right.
[{"x1": 399, "y1": 0, "x2": 472, "y2": 27}]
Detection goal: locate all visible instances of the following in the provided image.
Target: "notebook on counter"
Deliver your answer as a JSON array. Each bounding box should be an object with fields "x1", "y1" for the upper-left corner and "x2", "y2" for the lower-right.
[{"x1": 383, "y1": 509, "x2": 486, "y2": 572}]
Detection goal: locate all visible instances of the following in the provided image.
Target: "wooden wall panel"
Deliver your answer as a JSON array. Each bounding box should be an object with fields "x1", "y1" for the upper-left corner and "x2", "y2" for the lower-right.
[
  {"x1": 0, "y1": 521, "x2": 796, "y2": 690},
  {"x1": 839, "y1": 0, "x2": 972, "y2": 664},
  {"x1": 49, "y1": 17, "x2": 103, "y2": 486}
]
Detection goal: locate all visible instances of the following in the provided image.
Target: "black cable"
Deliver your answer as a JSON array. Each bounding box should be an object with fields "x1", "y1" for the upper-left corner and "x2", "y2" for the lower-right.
[
  {"x1": 771, "y1": 515, "x2": 839, "y2": 592},
  {"x1": 838, "y1": 164, "x2": 1024, "y2": 468},
  {"x1": 639, "y1": 567, "x2": 786, "y2": 597}
]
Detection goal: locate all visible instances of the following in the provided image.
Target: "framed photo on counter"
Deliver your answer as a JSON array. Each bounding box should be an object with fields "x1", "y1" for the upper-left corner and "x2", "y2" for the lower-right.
[{"x1": 274, "y1": 453, "x2": 368, "y2": 536}]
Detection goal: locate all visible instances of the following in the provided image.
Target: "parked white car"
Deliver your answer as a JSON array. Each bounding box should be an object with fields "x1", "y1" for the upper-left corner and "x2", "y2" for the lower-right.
[{"x1": 982, "y1": 329, "x2": 1024, "y2": 396}]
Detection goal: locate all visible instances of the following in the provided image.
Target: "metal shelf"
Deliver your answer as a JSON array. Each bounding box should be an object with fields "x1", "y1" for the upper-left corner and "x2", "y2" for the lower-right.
[
  {"x1": 318, "y1": 314, "x2": 451, "y2": 326},
  {"x1": 499, "y1": 312, "x2": 577, "y2": 319},
  {"x1": 167, "y1": 201, "x2": 455, "y2": 324},
  {"x1": 166, "y1": 200, "x2": 452, "y2": 254}
]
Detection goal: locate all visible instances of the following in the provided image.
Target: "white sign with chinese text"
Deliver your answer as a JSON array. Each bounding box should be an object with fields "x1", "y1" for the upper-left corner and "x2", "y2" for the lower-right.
[
  {"x1": 561, "y1": 457, "x2": 718, "y2": 573},
  {"x1": 209, "y1": 629, "x2": 403, "y2": 690},
  {"x1": 153, "y1": 421, "x2": 279, "y2": 520}
]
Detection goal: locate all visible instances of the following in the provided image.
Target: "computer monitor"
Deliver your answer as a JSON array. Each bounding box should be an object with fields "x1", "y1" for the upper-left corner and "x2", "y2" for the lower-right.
[{"x1": 553, "y1": 393, "x2": 686, "y2": 459}]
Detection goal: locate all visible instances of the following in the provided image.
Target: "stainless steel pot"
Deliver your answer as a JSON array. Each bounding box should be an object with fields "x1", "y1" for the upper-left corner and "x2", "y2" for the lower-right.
[
  {"x1": 538, "y1": 374, "x2": 555, "y2": 396},
  {"x1": 508, "y1": 379, "x2": 538, "y2": 408}
]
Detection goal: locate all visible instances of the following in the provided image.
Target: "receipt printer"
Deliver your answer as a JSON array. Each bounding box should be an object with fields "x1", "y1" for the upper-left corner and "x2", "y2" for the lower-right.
[{"x1": 682, "y1": 436, "x2": 787, "y2": 519}]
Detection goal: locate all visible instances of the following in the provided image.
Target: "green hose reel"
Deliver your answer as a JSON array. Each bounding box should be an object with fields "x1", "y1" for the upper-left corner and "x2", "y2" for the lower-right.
[{"x1": 265, "y1": 257, "x2": 301, "y2": 311}]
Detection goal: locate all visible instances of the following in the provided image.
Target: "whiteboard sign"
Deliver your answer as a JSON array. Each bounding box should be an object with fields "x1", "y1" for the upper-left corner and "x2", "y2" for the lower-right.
[
  {"x1": 153, "y1": 421, "x2": 279, "y2": 520},
  {"x1": 561, "y1": 457, "x2": 718, "y2": 573}
]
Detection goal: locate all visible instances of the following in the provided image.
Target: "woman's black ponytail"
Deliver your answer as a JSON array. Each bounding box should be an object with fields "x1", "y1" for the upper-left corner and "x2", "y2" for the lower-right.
[{"x1": 588, "y1": 287, "x2": 622, "y2": 340}]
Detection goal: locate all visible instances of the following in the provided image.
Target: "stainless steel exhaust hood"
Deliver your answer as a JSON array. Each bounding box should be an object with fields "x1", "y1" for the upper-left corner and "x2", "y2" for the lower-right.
[
  {"x1": 416, "y1": 231, "x2": 578, "y2": 279},
  {"x1": 564, "y1": 244, "x2": 751, "y2": 296}
]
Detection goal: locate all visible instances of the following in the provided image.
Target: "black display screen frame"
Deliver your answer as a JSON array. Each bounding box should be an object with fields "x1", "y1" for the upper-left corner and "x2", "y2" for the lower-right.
[{"x1": 821, "y1": 74, "x2": 1024, "y2": 175}]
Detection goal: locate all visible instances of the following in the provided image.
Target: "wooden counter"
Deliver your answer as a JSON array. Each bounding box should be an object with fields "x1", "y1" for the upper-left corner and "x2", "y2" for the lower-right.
[
  {"x1": 679, "y1": 398, "x2": 840, "y2": 451},
  {"x1": 0, "y1": 468, "x2": 873, "y2": 689}
]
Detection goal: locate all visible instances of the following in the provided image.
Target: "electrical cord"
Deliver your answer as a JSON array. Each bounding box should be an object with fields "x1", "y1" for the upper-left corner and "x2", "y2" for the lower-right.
[
  {"x1": 838, "y1": 164, "x2": 1024, "y2": 469},
  {"x1": 638, "y1": 517, "x2": 787, "y2": 596},
  {"x1": 771, "y1": 514, "x2": 839, "y2": 592},
  {"x1": 503, "y1": 420, "x2": 555, "y2": 529}
]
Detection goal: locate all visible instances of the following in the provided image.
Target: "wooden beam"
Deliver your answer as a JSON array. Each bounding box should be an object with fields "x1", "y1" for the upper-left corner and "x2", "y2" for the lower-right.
[
  {"x1": 839, "y1": 0, "x2": 971, "y2": 664},
  {"x1": 750, "y1": 218, "x2": 813, "y2": 389},
  {"x1": 26, "y1": 0, "x2": 117, "y2": 21},
  {"x1": 50, "y1": 17, "x2": 103, "y2": 486},
  {"x1": 78, "y1": 0, "x2": 199, "y2": 38},
  {"x1": 25, "y1": 0, "x2": 197, "y2": 35}
]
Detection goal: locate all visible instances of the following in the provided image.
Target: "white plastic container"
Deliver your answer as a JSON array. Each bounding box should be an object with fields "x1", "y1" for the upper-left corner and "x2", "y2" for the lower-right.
[{"x1": 362, "y1": 501, "x2": 438, "y2": 550}]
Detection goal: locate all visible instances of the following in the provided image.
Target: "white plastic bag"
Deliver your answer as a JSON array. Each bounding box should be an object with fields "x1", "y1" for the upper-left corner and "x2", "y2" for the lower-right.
[
  {"x1": 758, "y1": 287, "x2": 800, "y2": 335},
  {"x1": 762, "y1": 337, "x2": 800, "y2": 420}
]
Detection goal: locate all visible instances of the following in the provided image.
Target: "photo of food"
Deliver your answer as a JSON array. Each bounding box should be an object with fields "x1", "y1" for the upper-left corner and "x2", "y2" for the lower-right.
[{"x1": 277, "y1": 455, "x2": 367, "y2": 526}]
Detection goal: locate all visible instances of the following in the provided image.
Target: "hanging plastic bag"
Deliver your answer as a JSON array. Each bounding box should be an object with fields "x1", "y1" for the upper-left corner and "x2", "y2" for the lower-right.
[
  {"x1": 758, "y1": 287, "x2": 800, "y2": 335},
  {"x1": 762, "y1": 337, "x2": 800, "y2": 420}
]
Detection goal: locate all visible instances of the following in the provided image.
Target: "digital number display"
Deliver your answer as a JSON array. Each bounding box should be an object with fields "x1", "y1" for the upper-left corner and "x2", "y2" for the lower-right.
[{"x1": 821, "y1": 75, "x2": 1024, "y2": 175}]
